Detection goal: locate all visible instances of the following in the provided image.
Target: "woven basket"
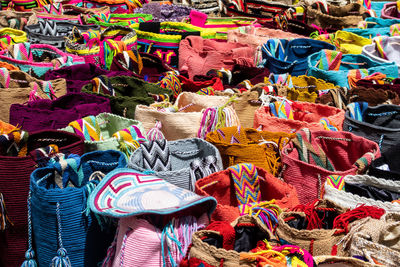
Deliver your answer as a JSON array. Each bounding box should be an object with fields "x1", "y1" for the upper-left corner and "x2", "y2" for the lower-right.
[
  {"x1": 86, "y1": 13, "x2": 153, "y2": 29},
  {"x1": 381, "y1": 1, "x2": 400, "y2": 19},
  {"x1": 30, "y1": 150, "x2": 126, "y2": 266},
  {"x1": 0, "y1": 68, "x2": 67, "y2": 123},
  {"x1": 0, "y1": 10, "x2": 38, "y2": 30},
  {"x1": 9, "y1": 92, "x2": 111, "y2": 132},
  {"x1": 0, "y1": 129, "x2": 84, "y2": 267},
  {"x1": 129, "y1": 138, "x2": 223, "y2": 191},
  {"x1": 195, "y1": 165, "x2": 299, "y2": 223},
  {"x1": 63, "y1": 0, "x2": 144, "y2": 13}
]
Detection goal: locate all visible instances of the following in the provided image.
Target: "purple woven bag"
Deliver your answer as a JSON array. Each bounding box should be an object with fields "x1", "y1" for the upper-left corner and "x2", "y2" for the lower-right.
[
  {"x1": 44, "y1": 63, "x2": 133, "y2": 93},
  {"x1": 9, "y1": 93, "x2": 111, "y2": 132}
]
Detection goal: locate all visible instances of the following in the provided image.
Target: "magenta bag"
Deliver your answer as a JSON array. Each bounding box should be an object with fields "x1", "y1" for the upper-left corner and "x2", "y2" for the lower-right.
[
  {"x1": 9, "y1": 93, "x2": 111, "y2": 132},
  {"x1": 381, "y1": 2, "x2": 400, "y2": 19},
  {"x1": 281, "y1": 129, "x2": 380, "y2": 205}
]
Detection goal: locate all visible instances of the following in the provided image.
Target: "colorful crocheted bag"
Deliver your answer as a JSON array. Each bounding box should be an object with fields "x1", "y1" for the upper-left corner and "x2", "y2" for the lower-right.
[{"x1": 86, "y1": 13, "x2": 153, "y2": 29}]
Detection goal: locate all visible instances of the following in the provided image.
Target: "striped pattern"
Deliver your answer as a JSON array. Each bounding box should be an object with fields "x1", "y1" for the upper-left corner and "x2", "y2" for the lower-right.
[
  {"x1": 112, "y1": 125, "x2": 147, "y2": 158},
  {"x1": 317, "y1": 50, "x2": 342, "y2": 71},
  {"x1": 141, "y1": 139, "x2": 171, "y2": 172},
  {"x1": 68, "y1": 116, "x2": 103, "y2": 141},
  {"x1": 158, "y1": 71, "x2": 181, "y2": 97},
  {"x1": 326, "y1": 175, "x2": 345, "y2": 191},
  {"x1": 229, "y1": 163, "x2": 261, "y2": 205}
]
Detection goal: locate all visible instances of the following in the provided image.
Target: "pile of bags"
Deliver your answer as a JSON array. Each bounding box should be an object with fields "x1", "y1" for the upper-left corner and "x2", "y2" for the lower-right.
[{"x1": 1, "y1": 0, "x2": 400, "y2": 266}]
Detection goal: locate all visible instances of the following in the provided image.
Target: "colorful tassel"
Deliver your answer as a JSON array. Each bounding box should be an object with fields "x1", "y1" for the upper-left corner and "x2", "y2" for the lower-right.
[
  {"x1": 146, "y1": 121, "x2": 165, "y2": 140},
  {"x1": 21, "y1": 192, "x2": 38, "y2": 267},
  {"x1": 0, "y1": 192, "x2": 12, "y2": 231},
  {"x1": 51, "y1": 248, "x2": 71, "y2": 267}
]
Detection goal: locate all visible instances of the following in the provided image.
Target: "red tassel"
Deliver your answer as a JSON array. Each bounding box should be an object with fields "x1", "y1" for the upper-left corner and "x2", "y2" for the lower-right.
[{"x1": 331, "y1": 244, "x2": 338, "y2": 256}]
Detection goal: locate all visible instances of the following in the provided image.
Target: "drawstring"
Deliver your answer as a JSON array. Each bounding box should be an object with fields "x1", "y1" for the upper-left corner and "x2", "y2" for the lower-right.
[
  {"x1": 21, "y1": 191, "x2": 37, "y2": 267},
  {"x1": 51, "y1": 202, "x2": 71, "y2": 267},
  {"x1": 378, "y1": 134, "x2": 385, "y2": 149}
]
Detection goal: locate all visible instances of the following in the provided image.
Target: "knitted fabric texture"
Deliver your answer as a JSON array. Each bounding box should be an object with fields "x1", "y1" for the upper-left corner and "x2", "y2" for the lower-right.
[
  {"x1": 195, "y1": 165, "x2": 299, "y2": 223},
  {"x1": 281, "y1": 129, "x2": 380, "y2": 204},
  {"x1": 0, "y1": 10, "x2": 38, "y2": 30},
  {"x1": 129, "y1": 138, "x2": 223, "y2": 191},
  {"x1": 206, "y1": 126, "x2": 294, "y2": 176}
]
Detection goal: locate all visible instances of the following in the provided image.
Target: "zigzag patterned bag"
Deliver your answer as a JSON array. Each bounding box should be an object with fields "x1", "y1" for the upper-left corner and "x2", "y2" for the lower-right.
[{"x1": 86, "y1": 13, "x2": 153, "y2": 29}]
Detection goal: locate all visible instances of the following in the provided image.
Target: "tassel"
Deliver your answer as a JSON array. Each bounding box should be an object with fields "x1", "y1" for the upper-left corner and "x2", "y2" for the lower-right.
[
  {"x1": 51, "y1": 248, "x2": 71, "y2": 267},
  {"x1": 146, "y1": 121, "x2": 165, "y2": 140},
  {"x1": 21, "y1": 250, "x2": 37, "y2": 267},
  {"x1": 0, "y1": 192, "x2": 13, "y2": 231}
]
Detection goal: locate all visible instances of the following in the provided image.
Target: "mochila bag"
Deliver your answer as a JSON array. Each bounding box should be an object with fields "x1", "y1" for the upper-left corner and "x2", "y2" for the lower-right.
[
  {"x1": 26, "y1": 20, "x2": 101, "y2": 51},
  {"x1": 62, "y1": 112, "x2": 147, "y2": 158},
  {"x1": 307, "y1": 49, "x2": 399, "y2": 88},
  {"x1": 10, "y1": 92, "x2": 111, "y2": 132},
  {"x1": 306, "y1": 3, "x2": 373, "y2": 32},
  {"x1": 27, "y1": 150, "x2": 126, "y2": 266},
  {"x1": 281, "y1": 129, "x2": 380, "y2": 205},
  {"x1": 341, "y1": 212, "x2": 400, "y2": 267},
  {"x1": 131, "y1": 21, "x2": 217, "y2": 68},
  {"x1": 179, "y1": 35, "x2": 255, "y2": 79},
  {"x1": 0, "y1": 67, "x2": 67, "y2": 123},
  {"x1": 346, "y1": 86, "x2": 400, "y2": 106},
  {"x1": 314, "y1": 256, "x2": 380, "y2": 267},
  {"x1": 135, "y1": 3, "x2": 193, "y2": 22},
  {"x1": 323, "y1": 174, "x2": 400, "y2": 212},
  {"x1": 129, "y1": 138, "x2": 223, "y2": 191},
  {"x1": 0, "y1": 0, "x2": 51, "y2": 11},
  {"x1": 44, "y1": 63, "x2": 132, "y2": 93},
  {"x1": 261, "y1": 38, "x2": 335, "y2": 76},
  {"x1": 356, "y1": 77, "x2": 400, "y2": 96},
  {"x1": 89, "y1": 168, "x2": 217, "y2": 267},
  {"x1": 0, "y1": 42, "x2": 85, "y2": 79},
  {"x1": 134, "y1": 92, "x2": 239, "y2": 140},
  {"x1": 173, "y1": 0, "x2": 221, "y2": 15},
  {"x1": 205, "y1": 126, "x2": 294, "y2": 176},
  {"x1": 32, "y1": 3, "x2": 110, "y2": 24},
  {"x1": 254, "y1": 99, "x2": 345, "y2": 133},
  {"x1": 316, "y1": 87, "x2": 349, "y2": 110},
  {"x1": 0, "y1": 27, "x2": 27, "y2": 49},
  {"x1": 81, "y1": 75, "x2": 173, "y2": 119},
  {"x1": 362, "y1": 36, "x2": 400, "y2": 75},
  {"x1": 63, "y1": 0, "x2": 145, "y2": 14},
  {"x1": 343, "y1": 102, "x2": 400, "y2": 153},
  {"x1": 369, "y1": 143, "x2": 400, "y2": 181},
  {"x1": 311, "y1": 30, "x2": 372, "y2": 54},
  {"x1": 381, "y1": 1, "x2": 400, "y2": 19},
  {"x1": 0, "y1": 10, "x2": 38, "y2": 30},
  {"x1": 65, "y1": 25, "x2": 137, "y2": 70},
  {"x1": 195, "y1": 163, "x2": 299, "y2": 223},
  {"x1": 275, "y1": 200, "x2": 383, "y2": 257},
  {"x1": 86, "y1": 13, "x2": 153, "y2": 29},
  {"x1": 0, "y1": 127, "x2": 84, "y2": 267},
  {"x1": 181, "y1": 215, "x2": 315, "y2": 266},
  {"x1": 288, "y1": 75, "x2": 338, "y2": 103}
]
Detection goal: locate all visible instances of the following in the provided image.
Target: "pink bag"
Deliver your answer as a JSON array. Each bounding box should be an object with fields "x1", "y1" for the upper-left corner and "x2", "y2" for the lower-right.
[
  {"x1": 179, "y1": 36, "x2": 255, "y2": 79},
  {"x1": 254, "y1": 100, "x2": 345, "y2": 133},
  {"x1": 281, "y1": 129, "x2": 380, "y2": 205}
]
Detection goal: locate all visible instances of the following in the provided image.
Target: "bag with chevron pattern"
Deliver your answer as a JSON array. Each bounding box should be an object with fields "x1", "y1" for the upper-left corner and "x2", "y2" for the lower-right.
[
  {"x1": 0, "y1": 67, "x2": 67, "y2": 123},
  {"x1": 0, "y1": 0, "x2": 51, "y2": 11},
  {"x1": 129, "y1": 138, "x2": 223, "y2": 191},
  {"x1": 86, "y1": 13, "x2": 153, "y2": 30},
  {"x1": 195, "y1": 163, "x2": 299, "y2": 223},
  {"x1": 281, "y1": 129, "x2": 380, "y2": 205},
  {"x1": 62, "y1": 112, "x2": 147, "y2": 158}
]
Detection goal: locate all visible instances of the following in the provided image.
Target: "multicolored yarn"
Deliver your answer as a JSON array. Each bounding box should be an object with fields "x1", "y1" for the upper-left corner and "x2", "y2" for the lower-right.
[
  {"x1": 317, "y1": 50, "x2": 342, "y2": 71},
  {"x1": 0, "y1": 192, "x2": 12, "y2": 231},
  {"x1": 346, "y1": 102, "x2": 368, "y2": 121},
  {"x1": 197, "y1": 86, "x2": 215, "y2": 96},
  {"x1": 268, "y1": 101, "x2": 294, "y2": 119},
  {"x1": 354, "y1": 152, "x2": 376, "y2": 174},
  {"x1": 47, "y1": 153, "x2": 84, "y2": 188},
  {"x1": 157, "y1": 71, "x2": 181, "y2": 98},
  {"x1": 197, "y1": 96, "x2": 240, "y2": 139},
  {"x1": 146, "y1": 121, "x2": 165, "y2": 140},
  {"x1": 348, "y1": 68, "x2": 369, "y2": 88},
  {"x1": 390, "y1": 24, "x2": 400, "y2": 36},
  {"x1": 373, "y1": 36, "x2": 389, "y2": 60},
  {"x1": 326, "y1": 175, "x2": 345, "y2": 191},
  {"x1": 28, "y1": 81, "x2": 56, "y2": 101},
  {"x1": 239, "y1": 201, "x2": 282, "y2": 232},
  {"x1": 229, "y1": 163, "x2": 261, "y2": 205},
  {"x1": 0, "y1": 127, "x2": 28, "y2": 157},
  {"x1": 319, "y1": 118, "x2": 338, "y2": 131},
  {"x1": 112, "y1": 125, "x2": 147, "y2": 158},
  {"x1": 30, "y1": 144, "x2": 60, "y2": 168},
  {"x1": 69, "y1": 116, "x2": 103, "y2": 141}
]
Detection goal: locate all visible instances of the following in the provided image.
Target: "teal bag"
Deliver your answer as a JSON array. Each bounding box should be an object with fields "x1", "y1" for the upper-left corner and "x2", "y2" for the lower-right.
[
  {"x1": 343, "y1": 17, "x2": 400, "y2": 38},
  {"x1": 307, "y1": 49, "x2": 398, "y2": 88}
]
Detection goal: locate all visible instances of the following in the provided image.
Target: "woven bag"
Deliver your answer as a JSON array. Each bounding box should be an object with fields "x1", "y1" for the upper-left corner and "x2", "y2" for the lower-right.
[
  {"x1": 134, "y1": 92, "x2": 238, "y2": 140},
  {"x1": 62, "y1": 112, "x2": 147, "y2": 157},
  {"x1": 128, "y1": 138, "x2": 223, "y2": 191},
  {"x1": 261, "y1": 38, "x2": 335, "y2": 76},
  {"x1": 65, "y1": 25, "x2": 137, "y2": 70},
  {"x1": 173, "y1": 0, "x2": 221, "y2": 14},
  {"x1": 81, "y1": 75, "x2": 173, "y2": 119},
  {"x1": 134, "y1": 3, "x2": 193, "y2": 22},
  {"x1": 179, "y1": 35, "x2": 255, "y2": 79},
  {"x1": 275, "y1": 200, "x2": 350, "y2": 257},
  {"x1": 346, "y1": 86, "x2": 400, "y2": 106},
  {"x1": 206, "y1": 126, "x2": 294, "y2": 176},
  {"x1": 281, "y1": 129, "x2": 380, "y2": 205},
  {"x1": 0, "y1": 27, "x2": 27, "y2": 49},
  {"x1": 0, "y1": 68, "x2": 67, "y2": 123},
  {"x1": 0, "y1": 42, "x2": 85, "y2": 79},
  {"x1": 63, "y1": 0, "x2": 145, "y2": 14},
  {"x1": 306, "y1": 3, "x2": 372, "y2": 31},
  {"x1": 0, "y1": 0, "x2": 51, "y2": 11},
  {"x1": 0, "y1": 10, "x2": 38, "y2": 30},
  {"x1": 86, "y1": 13, "x2": 153, "y2": 29},
  {"x1": 356, "y1": 77, "x2": 400, "y2": 95},
  {"x1": 343, "y1": 102, "x2": 400, "y2": 153},
  {"x1": 10, "y1": 92, "x2": 111, "y2": 132},
  {"x1": 369, "y1": 143, "x2": 400, "y2": 180},
  {"x1": 323, "y1": 174, "x2": 400, "y2": 212},
  {"x1": 131, "y1": 22, "x2": 216, "y2": 68},
  {"x1": 44, "y1": 63, "x2": 132, "y2": 93},
  {"x1": 32, "y1": 3, "x2": 110, "y2": 24},
  {"x1": 288, "y1": 75, "x2": 338, "y2": 103},
  {"x1": 0, "y1": 128, "x2": 84, "y2": 267},
  {"x1": 195, "y1": 163, "x2": 299, "y2": 223},
  {"x1": 254, "y1": 100, "x2": 345, "y2": 133},
  {"x1": 26, "y1": 20, "x2": 100, "y2": 51},
  {"x1": 28, "y1": 150, "x2": 126, "y2": 266},
  {"x1": 381, "y1": 1, "x2": 400, "y2": 19},
  {"x1": 307, "y1": 49, "x2": 399, "y2": 88},
  {"x1": 312, "y1": 30, "x2": 372, "y2": 54},
  {"x1": 314, "y1": 255, "x2": 380, "y2": 267}
]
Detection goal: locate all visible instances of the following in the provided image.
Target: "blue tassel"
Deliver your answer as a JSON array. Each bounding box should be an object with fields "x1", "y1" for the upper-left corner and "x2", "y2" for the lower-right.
[
  {"x1": 51, "y1": 248, "x2": 71, "y2": 267},
  {"x1": 20, "y1": 249, "x2": 37, "y2": 267}
]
